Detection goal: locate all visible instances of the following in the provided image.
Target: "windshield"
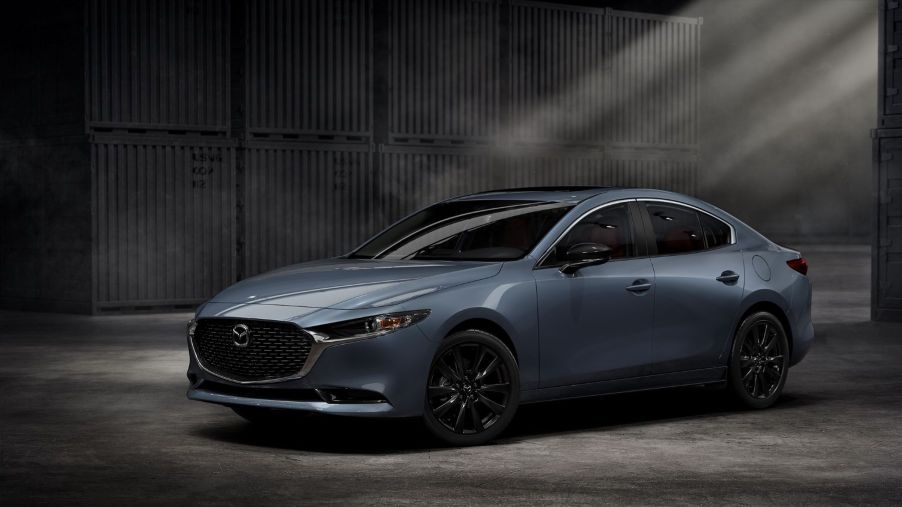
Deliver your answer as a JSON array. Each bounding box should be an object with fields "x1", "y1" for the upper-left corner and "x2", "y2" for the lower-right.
[{"x1": 350, "y1": 200, "x2": 574, "y2": 261}]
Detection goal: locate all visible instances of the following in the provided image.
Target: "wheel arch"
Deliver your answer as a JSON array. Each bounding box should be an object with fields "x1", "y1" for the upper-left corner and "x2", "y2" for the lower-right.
[
  {"x1": 734, "y1": 299, "x2": 794, "y2": 358},
  {"x1": 446, "y1": 318, "x2": 519, "y2": 362}
]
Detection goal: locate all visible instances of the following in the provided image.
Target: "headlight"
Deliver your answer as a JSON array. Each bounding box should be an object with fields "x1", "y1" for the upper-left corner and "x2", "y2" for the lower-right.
[
  {"x1": 187, "y1": 319, "x2": 197, "y2": 339},
  {"x1": 308, "y1": 310, "x2": 430, "y2": 343}
]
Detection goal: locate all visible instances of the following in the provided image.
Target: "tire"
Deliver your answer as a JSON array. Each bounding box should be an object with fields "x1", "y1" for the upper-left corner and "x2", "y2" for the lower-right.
[
  {"x1": 727, "y1": 311, "x2": 790, "y2": 409},
  {"x1": 422, "y1": 330, "x2": 520, "y2": 446}
]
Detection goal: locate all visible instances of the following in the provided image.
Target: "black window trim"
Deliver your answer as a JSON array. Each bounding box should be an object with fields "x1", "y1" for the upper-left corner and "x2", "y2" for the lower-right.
[
  {"x1": 637, "y1": 198, "x2": 737, "y2": 257},
  {"x1": 533, "y1": 198, "x2": 640, "y2": 269}
]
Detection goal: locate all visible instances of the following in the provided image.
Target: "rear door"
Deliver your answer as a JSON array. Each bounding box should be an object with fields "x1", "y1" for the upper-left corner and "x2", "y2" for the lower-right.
[{"x1": 639, "y1": 201, "x2": 745, "y2": 373}]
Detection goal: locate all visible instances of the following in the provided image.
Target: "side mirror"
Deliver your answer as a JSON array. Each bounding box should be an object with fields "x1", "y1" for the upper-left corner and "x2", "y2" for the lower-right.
[{"x1": 560, "y1": 243, "x2": 612, "y2": 274}]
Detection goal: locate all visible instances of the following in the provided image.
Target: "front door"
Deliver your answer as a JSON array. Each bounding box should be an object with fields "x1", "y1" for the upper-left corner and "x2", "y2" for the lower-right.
[{"x1": 534, "y1": 202, "x2": 657, "y2": 387}]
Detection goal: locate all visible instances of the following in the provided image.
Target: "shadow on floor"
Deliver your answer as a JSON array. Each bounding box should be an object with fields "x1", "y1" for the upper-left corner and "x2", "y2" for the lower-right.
[{"x1": 192, "y1": 386, "x2": 823, "y2": 455}]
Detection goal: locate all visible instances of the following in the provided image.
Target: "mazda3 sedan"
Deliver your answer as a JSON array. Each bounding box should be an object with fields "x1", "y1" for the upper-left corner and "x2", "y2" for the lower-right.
[{"x1": 187, "y1": 187, "x2": 813, "y2": 445}]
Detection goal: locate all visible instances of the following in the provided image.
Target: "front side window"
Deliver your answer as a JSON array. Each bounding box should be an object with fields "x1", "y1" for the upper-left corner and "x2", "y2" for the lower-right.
[
  {"x1": 541, "y1": 203, "x2": 636, "y2": 266},
  {"x1": 644, "y1": 202, "x2": 731, "y2": 255},
  {"x1": 350, "y1": 200, "x2": 574, "y2": 261}
]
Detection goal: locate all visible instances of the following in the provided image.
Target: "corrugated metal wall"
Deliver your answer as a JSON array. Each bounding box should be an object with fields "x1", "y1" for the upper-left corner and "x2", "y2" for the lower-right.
[
  {"x1": 85, "y1": 0, "x2": 231, "y2": 132},
  {"x1": 880, "y1": 0, "x2": 902, "y2": 124},
  {"x1": 380, "y1": 147, "x2": 498, "y2": 221},
  {"x1": 86, "y1": 0, "x2": 235, "y2": 311},
  {"x1": 509, "y1": 2, "x2": 607, "y2": 145},
  {"x1": 874, "y1": 0, "x2": 902, "y2": 321},
  {"x1": 873, "y1": 137, "x2": 902, "y2": 320},
  {"x1": 244, "y1": 143, "x2": 372, "y2": 276},
  {"x1": 389, "y1": 0, "x2": 503, "y2": 142},
  {"x1": 504, "y1": 152, "x2": 697, "y2": 194},
  {"x1": 91, "y1": 136, "x2": 236, "y2": 309},
  {"x1": 83, "y1": 0, "x2": 701, "y2": 310},
  {"x1": 608, "y1": 10, "x2": 699, "y2": 147},
  {"x1": 246, "y1": 0, "x2": 371, "y2": 137},
  {"x1": 382, "y1": 0, "x2": 700, "y2": 219}
]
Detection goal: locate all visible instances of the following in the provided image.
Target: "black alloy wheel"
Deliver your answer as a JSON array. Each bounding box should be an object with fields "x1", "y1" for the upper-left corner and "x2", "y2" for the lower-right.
[
  {"x1": 728, "y1": 311, "x2": 790, "y2": 409},
  {"x1": 423, "y1": 330, "x2": 520, "y2": 446}
]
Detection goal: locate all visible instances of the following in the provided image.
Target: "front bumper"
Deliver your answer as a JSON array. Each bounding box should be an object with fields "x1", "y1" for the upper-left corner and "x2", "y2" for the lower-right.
[
  {"x1": 186, "y1": 324, "x2": 435, "y2": 418},
  {"x1": 187, "y1": 385, "x2": 397, "y2": 416}
]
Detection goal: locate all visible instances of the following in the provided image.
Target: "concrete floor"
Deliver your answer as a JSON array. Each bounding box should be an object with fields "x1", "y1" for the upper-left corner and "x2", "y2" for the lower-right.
[{"x1": 1, "y1": 245, "x2": 901, "y2": 505}]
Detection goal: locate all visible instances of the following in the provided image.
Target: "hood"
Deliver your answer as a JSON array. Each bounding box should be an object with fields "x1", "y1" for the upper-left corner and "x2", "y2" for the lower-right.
[{"x1": 209, "y1": 258, "x2": 502, "y2": 310}]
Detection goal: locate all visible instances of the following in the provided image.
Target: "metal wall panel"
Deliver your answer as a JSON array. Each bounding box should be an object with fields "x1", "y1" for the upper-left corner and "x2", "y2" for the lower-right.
[
  {"x1": 379, "y1": 148, "x2": 497, "y2": 224},
  {"x1": 604, "y1": 157, "x2": 697, "y2": 194},
  {"x1": 503, "y1": 151, "x2": 696, "y2": 194},
  {"x1": 243, "y1": 143, "x2": 373, "y2": 276},
  {"x1": 873, "y1": 135, "x2": 902, "y2": 319},
  {"x1": 880, "y1": 0, "x2": 902, "y2": 122},
  {"x1": 86, "y1": 0, "x2": 231, "y2": 132},
  {"x1": 246, "y1": 0, "x2": 372, "y2": 136},
  {"x1": 389, "y1": 0, "x2": 503, "y2": 142},
  {"x1": 504, "y1": 153, "x2": 607, "y2": 187},
  {"x1": 509, "y1": 1, "x2": 607, "y2": 145},
  {"x1": 608, "y1": 10, "x2": 700, "y2": 147},
  {"x1": 10, "y1": 0, "x2": 705, "y2": 313},
  {"x1": 874, "y1": 1, "x2": 902, "y2": 321},
  {"x1": 506, "y1": 3, "x2": 699, "y2": 148},
  {"x1": 92, "y1": 137, "x2": 236, "y2": 309}
]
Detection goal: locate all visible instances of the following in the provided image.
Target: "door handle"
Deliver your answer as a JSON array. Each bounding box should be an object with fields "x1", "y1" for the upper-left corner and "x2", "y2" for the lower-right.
[
  {"x1": 625, "y1": 279, "x2": 652, "y2": 293},
  {"x1": 716, "y1": 271, "x2": 740, "y2": 284}
]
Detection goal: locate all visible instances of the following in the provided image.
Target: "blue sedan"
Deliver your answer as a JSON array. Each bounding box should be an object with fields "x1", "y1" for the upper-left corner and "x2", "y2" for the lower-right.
[{"x1": 186, "y1": 187, "x2": 814, "y2": 445}]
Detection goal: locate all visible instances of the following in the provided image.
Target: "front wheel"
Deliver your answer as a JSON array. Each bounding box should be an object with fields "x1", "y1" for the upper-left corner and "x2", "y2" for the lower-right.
[
  {"x1": 728, "y1": 312, "x2": 790, "y2": 409},
  {"x1": 422, "y1": 330, "x2": 520, "y2": 446}
]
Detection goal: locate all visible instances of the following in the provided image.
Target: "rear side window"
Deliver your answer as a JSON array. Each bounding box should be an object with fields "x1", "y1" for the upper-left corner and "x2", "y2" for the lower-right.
[
  {"x1": 643, "y1": 202, "x2": 732, "y2": 255},
  {"x1": 644, "y1": 203, "x2": 705, "y2": 255},
  {"x1": 700, "y1": 213, "x2": 732, "y2": 249}
]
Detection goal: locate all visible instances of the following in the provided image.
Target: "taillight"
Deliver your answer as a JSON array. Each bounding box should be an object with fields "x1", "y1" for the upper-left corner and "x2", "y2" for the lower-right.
[{"x1": 787, "y1": 257, "x2": 808, "y2": 276}]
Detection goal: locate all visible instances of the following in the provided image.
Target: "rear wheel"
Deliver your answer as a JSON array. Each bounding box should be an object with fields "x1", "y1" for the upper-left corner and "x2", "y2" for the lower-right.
[
  {"x1": 422, "y1": 330, "x2": 520, "y2": 446},
  {"x1": 728, "y1": 312, "x2": 790, "y2": 409}
]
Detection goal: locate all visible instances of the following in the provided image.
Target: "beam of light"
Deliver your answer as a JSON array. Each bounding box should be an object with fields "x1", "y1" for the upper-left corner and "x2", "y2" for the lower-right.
[
  {"x1": 688, "y1": 0, "x2": 877, "y2": 239},
  {"x1": 479, "y1": 0, "x2": 875, "y2": 240},
  {"x1": 704, "y1": 19, "x2": 876, "y2": 176}
]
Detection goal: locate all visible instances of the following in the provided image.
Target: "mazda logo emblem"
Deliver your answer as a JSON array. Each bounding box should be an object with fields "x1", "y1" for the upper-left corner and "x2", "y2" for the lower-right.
[{"x1": 231, "y1": 324, "x2": 250, "y2": 348}]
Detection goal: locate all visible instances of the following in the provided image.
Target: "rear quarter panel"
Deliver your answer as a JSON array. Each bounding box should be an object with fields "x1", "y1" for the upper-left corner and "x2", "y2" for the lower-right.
[{"x1": 738, "y1": 240, "x2": 813, "y2": 366}]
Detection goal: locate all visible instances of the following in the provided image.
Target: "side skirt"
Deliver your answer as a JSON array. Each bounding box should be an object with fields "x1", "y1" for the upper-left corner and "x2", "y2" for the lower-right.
[{"x1": 520, "y1": 367, "x2": 727, "y2": 404}]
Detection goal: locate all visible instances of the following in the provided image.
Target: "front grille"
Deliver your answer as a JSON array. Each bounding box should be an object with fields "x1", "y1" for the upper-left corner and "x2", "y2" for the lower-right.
[{"x1": 192, "y1": 319, "x2": 314, "y2": 382}]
